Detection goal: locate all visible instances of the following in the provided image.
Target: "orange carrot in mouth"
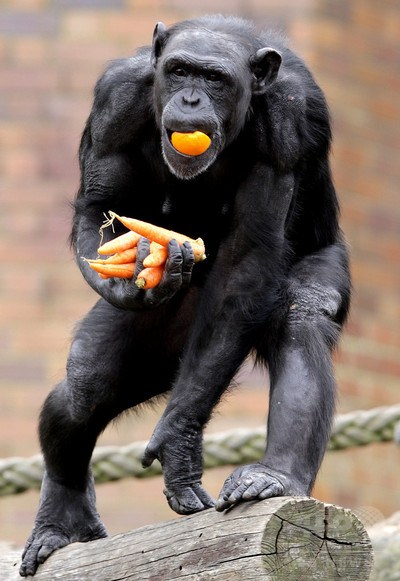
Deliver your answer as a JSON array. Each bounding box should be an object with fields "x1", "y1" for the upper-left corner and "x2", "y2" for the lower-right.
[{"x1": 171, "y1": 131, "x2": 211, "y2": 156}]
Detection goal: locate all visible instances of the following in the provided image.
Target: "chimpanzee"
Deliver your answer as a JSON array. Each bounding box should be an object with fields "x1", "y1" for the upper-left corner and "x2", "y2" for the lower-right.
[{"x1": 20, "y1": 14, "x2": 351, "y2": 576}]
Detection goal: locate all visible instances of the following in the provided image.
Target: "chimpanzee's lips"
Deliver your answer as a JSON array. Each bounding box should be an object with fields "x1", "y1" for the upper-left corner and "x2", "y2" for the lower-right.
[
  {"x1": 166, "y1": 129, "x2": 175, "y2": 143},
  {"x1": 166, "y1": 129, "x2": 212, "y2": 157}
]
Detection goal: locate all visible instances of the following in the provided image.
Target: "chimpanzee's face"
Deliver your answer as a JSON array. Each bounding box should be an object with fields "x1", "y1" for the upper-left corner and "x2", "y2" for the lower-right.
[{"x1": 152, "y1": 29, "x2": 254, "y2": 179}]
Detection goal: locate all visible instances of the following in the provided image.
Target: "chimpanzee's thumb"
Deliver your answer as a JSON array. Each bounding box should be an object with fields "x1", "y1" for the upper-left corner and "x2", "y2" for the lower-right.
[{"x1": 142, "y1": 445, "x2": 157, "y2": 468}]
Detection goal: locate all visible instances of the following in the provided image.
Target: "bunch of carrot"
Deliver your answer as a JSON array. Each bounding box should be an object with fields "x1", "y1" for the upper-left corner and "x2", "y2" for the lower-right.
[{"x1": 85, "y1": 212, "x2": 206, "y2": 289}]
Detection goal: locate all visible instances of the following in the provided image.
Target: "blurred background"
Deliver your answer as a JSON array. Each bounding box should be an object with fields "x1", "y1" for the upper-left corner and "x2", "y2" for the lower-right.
[{"x1": 0, "y1": 0, "x2": 399, "y2": 546}]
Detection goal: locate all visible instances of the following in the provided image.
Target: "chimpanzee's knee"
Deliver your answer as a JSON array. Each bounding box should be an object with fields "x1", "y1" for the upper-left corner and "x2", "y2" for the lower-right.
[
  {"x1": 288, "y1": 281, "x2": 342, "y2": 321},
  {"x1": 286, "y1": 280, "x2": 345, "y2": 351}
]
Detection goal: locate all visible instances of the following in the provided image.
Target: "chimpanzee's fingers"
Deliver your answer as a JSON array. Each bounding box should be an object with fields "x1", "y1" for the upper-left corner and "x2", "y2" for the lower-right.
[
  {"x1": 216, "y1": 464, "x2": 285, "y2": 511},
  {"x1": 165, "y1": 239, "x2": 184, "y2": 273},
  {"x1": 215, "y1": 472, "x2": 239, "y2": 511},
  {"x1": 164, "y1": 484, "x2": 215, "y2": 515},
  {"x1": 181, "y1": 241, "x2": 195, "y2": 287},
  {"x1": 134, "y1": 237, "x2": 151, "y2": 276},
  {"x1": 156, "y1": 239, "x2": 184, "y2": 292},
  {"x1": 192, "y1": 483, "x2": 216, "y2": 509},
  {"x1": 142, "y1": 443, "x2": 158, "y2": 468},
  {"x1": 258, "y1": 483, "x2": 284, "y2": 499}
]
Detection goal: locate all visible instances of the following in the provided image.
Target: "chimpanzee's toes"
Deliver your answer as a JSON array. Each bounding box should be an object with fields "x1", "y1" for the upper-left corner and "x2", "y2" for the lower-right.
[
  {"x1": 216, "y1": 463, "x2": 285, "y2": 511},
  {"x1": 20, "y1": 530, "x2": 69, "y2": 577}
]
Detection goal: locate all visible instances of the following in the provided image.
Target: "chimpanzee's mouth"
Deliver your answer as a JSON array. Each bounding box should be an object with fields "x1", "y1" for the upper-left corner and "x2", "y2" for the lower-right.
[
  {"x1": 161, "y1": 126, "x2": 219, "y2": 180},
  {"x1": 165, "y1": 129, "x2": 212, "y2": 157}
]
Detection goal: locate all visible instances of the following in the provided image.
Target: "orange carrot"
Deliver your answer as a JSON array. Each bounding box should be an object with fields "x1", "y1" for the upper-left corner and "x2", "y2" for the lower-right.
[
  {"x1": 150, "y1": 241, "x2": 163, "y2": 252},
  {"x1": 88, "y1": 261, "x2": 136, "y2": 279},
  {"x1": 108, "y1": 212, "x2": 206, "y2": 262},
  {"x1": 143, "y1": 246, "x2": 168, "y2": 268},
  {"x1": 171, "y1": 131, "x2": 211, "y2": 156},
  {"x1": 135, "y1": 266, "x2": 164, "y2": 289},
  {"x1": 87, "y1": 248, "x2": 137, "y2": 265},
  {"x1": 98, "y1": 230, "x2": 141, "y2": 255}
]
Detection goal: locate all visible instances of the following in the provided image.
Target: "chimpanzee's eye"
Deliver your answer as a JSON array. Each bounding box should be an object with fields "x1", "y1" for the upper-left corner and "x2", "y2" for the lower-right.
[
  {"x1": 206, "y1": 72, "x2": 222, "y2": 82},
  {"x1": 173, "y1": 67, "x2": 186, "y2": 77}
]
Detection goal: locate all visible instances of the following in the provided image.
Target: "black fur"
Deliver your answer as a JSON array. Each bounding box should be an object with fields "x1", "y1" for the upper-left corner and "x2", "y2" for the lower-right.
[{"x1": 20, "y1": 15, "x2": 350, "y2": 576}]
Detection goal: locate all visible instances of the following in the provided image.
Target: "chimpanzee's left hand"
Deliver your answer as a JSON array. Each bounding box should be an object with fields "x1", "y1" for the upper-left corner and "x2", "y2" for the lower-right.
[{"x1": 142, "y1": 415, "x2": 215, "y2": 514}]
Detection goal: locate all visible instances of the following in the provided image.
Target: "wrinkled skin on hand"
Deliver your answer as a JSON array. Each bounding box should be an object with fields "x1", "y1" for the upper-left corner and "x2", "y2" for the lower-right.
[
  {"x1": 88, "y1": 237, "x2": 195, "y2": 311},
  {"x1": 142, "y1": 415, "x2": 215, "y2": 514}
]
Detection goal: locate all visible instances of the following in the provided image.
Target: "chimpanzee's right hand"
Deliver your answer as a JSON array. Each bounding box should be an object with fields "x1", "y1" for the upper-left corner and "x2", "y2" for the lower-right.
[{"x1": 86, "y1": 238, "x2": 195, "y2": 310}]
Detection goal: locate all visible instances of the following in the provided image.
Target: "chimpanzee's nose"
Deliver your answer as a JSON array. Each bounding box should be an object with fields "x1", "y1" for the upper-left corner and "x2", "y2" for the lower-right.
[{"x1": 182, "y1": 89, "x2": 201, "y2": 107}]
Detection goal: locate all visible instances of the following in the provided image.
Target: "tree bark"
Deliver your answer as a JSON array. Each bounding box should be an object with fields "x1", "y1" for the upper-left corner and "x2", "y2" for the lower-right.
[{"x1": 2, "y1": 497, "x2": 373, "y2": 581}]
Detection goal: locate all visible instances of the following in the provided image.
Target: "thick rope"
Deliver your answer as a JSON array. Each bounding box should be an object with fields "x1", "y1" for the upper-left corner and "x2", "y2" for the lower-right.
[{"x1": 1, "y1": 404, "x2": 399, "y2": 496}]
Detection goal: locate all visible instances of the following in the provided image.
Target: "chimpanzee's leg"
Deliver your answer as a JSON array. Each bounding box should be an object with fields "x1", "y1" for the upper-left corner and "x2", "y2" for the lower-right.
[
  {"x1": 20, "y1": 296, "x2": 190, "y2": 577},
  {"x1": 216, "y1": 242, "x2": 351, "y2": 509}
]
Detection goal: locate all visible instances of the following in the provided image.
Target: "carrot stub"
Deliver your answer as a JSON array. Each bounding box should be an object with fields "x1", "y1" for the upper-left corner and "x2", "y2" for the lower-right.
[
  {"x1": 136, "y1": 266, "x2": 164, "y2": 289},
  {"x1": 109, "y1": 212, "x2": 206, "y2": 262},
  {"x1": 171, "y1": 131, "x2": 211, "y2": 156}
]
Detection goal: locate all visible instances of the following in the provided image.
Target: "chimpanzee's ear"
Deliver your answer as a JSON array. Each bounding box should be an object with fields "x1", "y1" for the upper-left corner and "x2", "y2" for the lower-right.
[
  {"x1": 250, "y1": 47, "x2": 282, "y2": 95},
  {"x1": 151, "y1": 22, "x2": 168, "y2": 68}
]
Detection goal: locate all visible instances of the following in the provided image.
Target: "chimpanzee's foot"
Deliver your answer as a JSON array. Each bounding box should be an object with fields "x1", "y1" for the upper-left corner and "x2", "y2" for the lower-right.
[
  {"x1": 215, "y1": 462, "x2": 289, "y2": 511},
  {"x1": 20, "y1": 474, "x2": 107, "y2": 577},
  {"x1": 20, "y1": 520, "x2": 107, "y2": 577}
]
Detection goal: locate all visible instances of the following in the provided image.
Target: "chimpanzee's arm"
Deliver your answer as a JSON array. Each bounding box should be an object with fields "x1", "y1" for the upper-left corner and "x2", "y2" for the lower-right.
[
  {"x1": 142, "y1": 164, "x2": 297, "y2": 513},
  {"x1": 72, "y1": 53, "x2": 195, "y2": 310}
]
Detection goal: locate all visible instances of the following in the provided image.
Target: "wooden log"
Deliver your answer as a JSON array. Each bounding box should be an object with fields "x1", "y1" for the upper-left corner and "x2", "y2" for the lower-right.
[
  {"x1": 369, "y1": 510, "x2": 400, "y2": 580},
  {"x1": 2, "y1": 497, "x2": 372, "y2": 581}
]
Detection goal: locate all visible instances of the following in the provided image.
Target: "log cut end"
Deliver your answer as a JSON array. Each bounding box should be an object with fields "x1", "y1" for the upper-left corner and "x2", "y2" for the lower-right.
[{"x1": 261, "y1": 498, "x2": 373, "y2": 580}]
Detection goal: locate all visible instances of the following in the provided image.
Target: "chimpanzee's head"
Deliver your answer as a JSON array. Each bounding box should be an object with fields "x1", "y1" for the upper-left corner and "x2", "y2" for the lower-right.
[{"x1": 151, "y1": 18, "x2": 281, "y2": 180}]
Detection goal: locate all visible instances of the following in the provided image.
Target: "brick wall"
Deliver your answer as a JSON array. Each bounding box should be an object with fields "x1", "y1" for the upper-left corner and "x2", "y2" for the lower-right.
[{"x1": 0, "y1": 0, "x2": 399, "y2": 544}]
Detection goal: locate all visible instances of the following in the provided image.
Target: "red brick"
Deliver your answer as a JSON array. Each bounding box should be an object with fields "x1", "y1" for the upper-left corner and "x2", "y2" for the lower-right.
[
  {"x1": 2, "y1": 0, "x2": 48, "y2": 9},
  {"x1": 0, "y1": 67, "x2": 58, "y2": 91},
  {"x1": 10, "y1": 37, "x2": 49, "y2": 65},
  {"x1": 0, "y1": 361, "x2": 46, "y2": 382},
  {"x1": 0, "y1": 10, "x2": 57, "y2": 35},
  {"x1": 0, "y1": 148, "x2": 42, "y2": 179},
  {"x1": 61, "y1": 11, "x2": 104, "y2": 40}
]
